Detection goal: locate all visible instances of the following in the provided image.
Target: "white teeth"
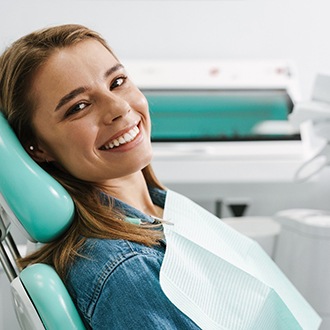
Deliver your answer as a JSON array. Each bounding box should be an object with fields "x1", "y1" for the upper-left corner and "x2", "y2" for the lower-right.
[
  {"x1": 101, "y1": 125, "x2": 140, "y2": 150},
  {"x1": 123, "y1": 133, "x2": 133, "y2": 142}
]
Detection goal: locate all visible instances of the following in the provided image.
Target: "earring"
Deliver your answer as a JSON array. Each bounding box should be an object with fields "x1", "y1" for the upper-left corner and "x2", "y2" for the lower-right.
[{"x1": 29, "y1": 146, "x2": 34, "y2": 151}]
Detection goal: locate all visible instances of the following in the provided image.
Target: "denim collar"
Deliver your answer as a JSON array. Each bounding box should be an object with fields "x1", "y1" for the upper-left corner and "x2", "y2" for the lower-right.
[{"x1": 100, "y1": 186, "x2": 166, "y2": 224}]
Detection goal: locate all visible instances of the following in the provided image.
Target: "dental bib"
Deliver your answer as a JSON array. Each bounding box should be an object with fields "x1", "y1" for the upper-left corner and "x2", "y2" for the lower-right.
[{"x1": 160, "y1": 190, "x2": 321, "y2": 330}]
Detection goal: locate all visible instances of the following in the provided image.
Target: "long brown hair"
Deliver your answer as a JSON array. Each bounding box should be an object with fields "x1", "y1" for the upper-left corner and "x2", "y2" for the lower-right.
[{"x1": 0, "y1": 24, "x2": 164, "y2": 280}]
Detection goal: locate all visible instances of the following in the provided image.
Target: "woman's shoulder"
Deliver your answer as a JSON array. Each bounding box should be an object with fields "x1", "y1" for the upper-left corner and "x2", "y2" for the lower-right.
[
  {"x1": 65, "y1": 238, "x2": 165, "y2": 314},
  {"x1": 80, "y1": 237, "x2": 164, "y2": 262},
  {"x1": 67, "y1": 238, "x2": 164, "y2": 281}
]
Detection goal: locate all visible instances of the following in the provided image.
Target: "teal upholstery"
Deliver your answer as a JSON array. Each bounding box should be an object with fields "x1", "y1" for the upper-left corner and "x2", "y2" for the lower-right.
[
  {"x1": 0, "y1": 112, "x2": 74, "y2": 243},
  {"x1": 20, "y1": 264, "x2": 85, "y2": 330}
]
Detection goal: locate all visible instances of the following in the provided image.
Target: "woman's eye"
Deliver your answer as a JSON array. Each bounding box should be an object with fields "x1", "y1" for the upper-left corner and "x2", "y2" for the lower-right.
[
  {"x1": 65, "y1": 102, "x2": 88, "y2": 117},
  {"x1": 110, "y1": 76, "x2": 127, "y2": 90}
]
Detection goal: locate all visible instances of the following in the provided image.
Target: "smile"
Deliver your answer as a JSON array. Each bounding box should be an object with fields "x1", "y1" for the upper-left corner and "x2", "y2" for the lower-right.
[{"x1": 100, "y1": 126, "x2": 140, "y2": 150}]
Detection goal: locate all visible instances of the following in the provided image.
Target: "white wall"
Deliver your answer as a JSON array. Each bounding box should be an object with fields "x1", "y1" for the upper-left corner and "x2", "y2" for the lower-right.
[{"x1": 1, "y1": 0, "x2": 330, "y2": 97}]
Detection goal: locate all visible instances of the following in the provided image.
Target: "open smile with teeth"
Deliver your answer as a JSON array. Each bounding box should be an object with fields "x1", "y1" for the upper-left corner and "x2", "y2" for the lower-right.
[{"x1": 100, "y1": 126, "x2": 140, "y2": 150}]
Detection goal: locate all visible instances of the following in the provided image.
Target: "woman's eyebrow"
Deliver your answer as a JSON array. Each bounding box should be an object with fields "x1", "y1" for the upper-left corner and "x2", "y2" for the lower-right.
[
  {"x1": 55, "y1": 87, "x2": 87, "y2": 111},
  {"x1": 55, "y1": 63, "x2": 124, "y2": 112},
  {"x1": 104, "y1": 63, "x2": 124, "y2": 79}
]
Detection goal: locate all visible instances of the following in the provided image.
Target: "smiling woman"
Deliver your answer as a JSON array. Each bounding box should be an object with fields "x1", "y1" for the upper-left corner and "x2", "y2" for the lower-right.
[{"x1": 0, "y1": 24, "x2": 200, "y2": 329}]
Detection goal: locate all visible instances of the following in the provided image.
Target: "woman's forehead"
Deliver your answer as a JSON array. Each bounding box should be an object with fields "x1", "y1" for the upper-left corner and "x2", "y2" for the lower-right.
[{"x1": 50, "y1": 39, "x2": 117, "y2": 71}]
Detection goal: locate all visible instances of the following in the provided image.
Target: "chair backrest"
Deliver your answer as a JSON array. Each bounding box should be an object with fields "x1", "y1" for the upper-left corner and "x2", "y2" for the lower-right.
[
  {"x1": 0, "y1": 112, "x2": 74, "y2": 242},
  {"x1": 0, "y1": 112, "x2": 86, "y2": 329}
]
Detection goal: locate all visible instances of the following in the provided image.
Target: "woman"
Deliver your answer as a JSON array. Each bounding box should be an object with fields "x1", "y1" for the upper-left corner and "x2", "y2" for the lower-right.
[{"x1": 0, "y1": 24, "x2": 200, "y2": 329}]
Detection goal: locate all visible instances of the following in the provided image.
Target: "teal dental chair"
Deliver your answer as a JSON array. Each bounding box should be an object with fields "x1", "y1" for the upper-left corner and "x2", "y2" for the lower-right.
[{"x1": 0, "y1": 112, "x2": 86, "y2": 330}]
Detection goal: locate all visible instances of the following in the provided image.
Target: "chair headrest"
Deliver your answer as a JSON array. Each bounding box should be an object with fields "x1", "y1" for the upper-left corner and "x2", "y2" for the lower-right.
[{"x1": 0, "y1": 112, "x2": 74, "y2": 243}]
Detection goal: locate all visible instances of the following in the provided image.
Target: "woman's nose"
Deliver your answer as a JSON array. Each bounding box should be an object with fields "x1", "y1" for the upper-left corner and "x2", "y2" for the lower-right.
[{"x1": 100, "y1": 93, "x2": 130, "y2": 124}]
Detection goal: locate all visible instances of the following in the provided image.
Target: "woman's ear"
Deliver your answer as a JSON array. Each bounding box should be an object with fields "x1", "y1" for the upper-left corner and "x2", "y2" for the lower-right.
[{"x1": 25, "y1": 143, "x2": 54, "y2": 163}]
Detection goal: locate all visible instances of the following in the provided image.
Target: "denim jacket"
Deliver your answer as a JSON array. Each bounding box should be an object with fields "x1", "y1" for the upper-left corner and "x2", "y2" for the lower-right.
[{"x1": 66, "y1": 188, "x2": 200, "y2": 329}]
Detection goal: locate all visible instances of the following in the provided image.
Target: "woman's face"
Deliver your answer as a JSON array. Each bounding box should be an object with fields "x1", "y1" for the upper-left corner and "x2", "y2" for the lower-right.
[{"x1": 30, "y1": 39, "x2": 152, "y2": 184}]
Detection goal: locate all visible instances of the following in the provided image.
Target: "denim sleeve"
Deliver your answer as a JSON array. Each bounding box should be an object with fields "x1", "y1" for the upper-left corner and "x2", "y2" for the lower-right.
[{"x1": 90, "y1": 250, "x2": 200, "y2": 329}]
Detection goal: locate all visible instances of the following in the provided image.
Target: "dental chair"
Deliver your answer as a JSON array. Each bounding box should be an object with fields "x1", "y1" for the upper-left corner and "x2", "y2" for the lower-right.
[{"x1": 0, "y1": 112, "x2": 86, "y2": 329}]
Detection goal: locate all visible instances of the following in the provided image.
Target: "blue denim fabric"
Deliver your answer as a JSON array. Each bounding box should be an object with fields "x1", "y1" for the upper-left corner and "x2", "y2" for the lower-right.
[{"x1": 66, "y1": 188, "x2": 200, "y2": 329}]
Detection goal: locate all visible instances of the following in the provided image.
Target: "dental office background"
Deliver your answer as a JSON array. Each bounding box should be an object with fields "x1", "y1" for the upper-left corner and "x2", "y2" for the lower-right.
[{"x1": 2, "y1": 1, "x2": 330, "y2": 329}]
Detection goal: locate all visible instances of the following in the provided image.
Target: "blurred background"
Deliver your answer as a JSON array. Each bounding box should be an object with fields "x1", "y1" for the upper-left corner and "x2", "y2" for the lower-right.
[{"x1": 1, "y1": 0, "x2": 329, "y2": 97}]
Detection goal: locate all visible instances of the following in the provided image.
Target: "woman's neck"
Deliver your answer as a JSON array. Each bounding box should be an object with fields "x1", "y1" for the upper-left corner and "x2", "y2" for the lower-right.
[{"x1": 101, "y1": 171, "x2": 163, "y2": 218}]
